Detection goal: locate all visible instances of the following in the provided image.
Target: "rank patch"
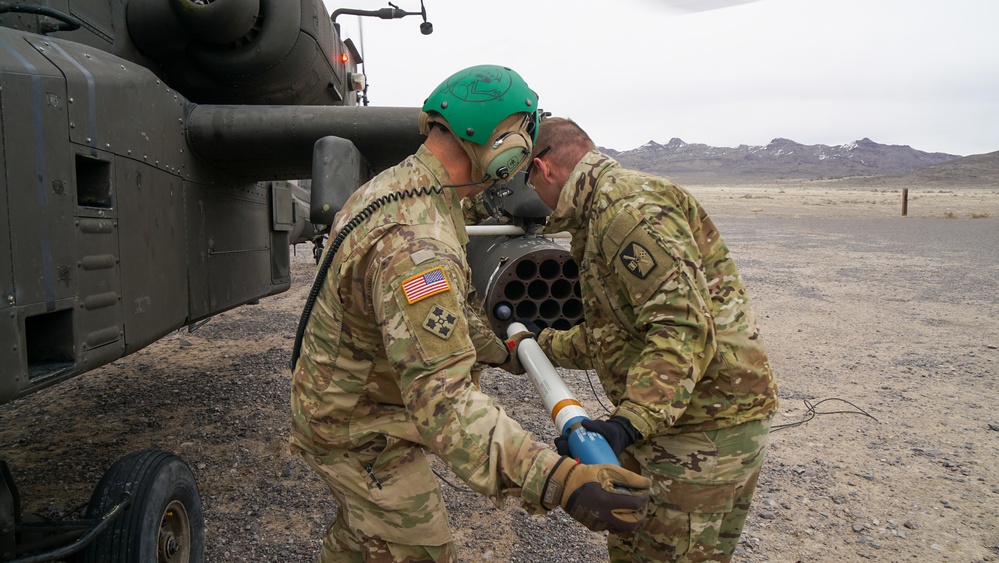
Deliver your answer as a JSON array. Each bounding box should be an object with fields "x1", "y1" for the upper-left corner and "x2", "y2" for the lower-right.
[
  {"x1": 402, "y1": 267, "x2": 451, "y2": 304},
  {"x1": 423, "y1": 305, "x2": 458, "y2": 340},
  {"x1": 619, "y1": 241, "x2": 657, "y2": 279}
]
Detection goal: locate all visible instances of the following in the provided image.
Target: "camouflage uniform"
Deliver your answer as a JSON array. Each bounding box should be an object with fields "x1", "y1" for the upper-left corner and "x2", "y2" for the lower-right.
[
  {"x1": 291, "y1": 145, "x2": 563, "y2": 561},
  {"x1": 537, "y1": 150, "x2": 778, "y2": 562}
]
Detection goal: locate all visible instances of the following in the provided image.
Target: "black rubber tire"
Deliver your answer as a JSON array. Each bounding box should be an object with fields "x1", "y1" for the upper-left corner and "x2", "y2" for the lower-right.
[{"x1": 78, "y1": 449, "x2": 204, "y2": 563}]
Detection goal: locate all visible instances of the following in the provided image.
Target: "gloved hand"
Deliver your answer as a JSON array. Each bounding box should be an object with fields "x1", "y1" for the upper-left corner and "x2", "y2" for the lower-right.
[
  {"x1": 541, "y1": 457, "x2": 651, "y2": 533},
  {"x1": 555, "y1": 416, "x2": 641, "y2": 457},
  {"x1": 497, "y1": 330, "x2": 534, "y2": 375},
  {"x1": 513, "y1": 316, "x2": 543, "y2": 338}
]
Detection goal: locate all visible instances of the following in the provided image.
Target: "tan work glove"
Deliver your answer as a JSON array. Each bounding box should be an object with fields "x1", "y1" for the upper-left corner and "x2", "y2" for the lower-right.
[
  {"x1": 541, "y1": 457, "x2": 651, "y2": 533},
  {"x1": 496, "y1": 330, "x2": 534, "y2": 375}
]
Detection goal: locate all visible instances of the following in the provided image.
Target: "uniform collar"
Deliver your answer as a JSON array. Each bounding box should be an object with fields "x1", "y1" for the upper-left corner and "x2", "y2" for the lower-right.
[
  {"x1": 412, "y1": 144, "x2": 468, "y2": 246},
  {"x1": 413, "y1": 144, "x2": 450, "y2": 186},
  {"x1": 544, "y1": 150, "x2": 618, "y2": 235}
]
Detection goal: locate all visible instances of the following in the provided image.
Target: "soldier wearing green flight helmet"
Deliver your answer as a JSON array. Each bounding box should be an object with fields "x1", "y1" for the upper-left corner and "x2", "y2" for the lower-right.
[{"x1": 290, "y1": 65, "x2": 652, "y2": 562}]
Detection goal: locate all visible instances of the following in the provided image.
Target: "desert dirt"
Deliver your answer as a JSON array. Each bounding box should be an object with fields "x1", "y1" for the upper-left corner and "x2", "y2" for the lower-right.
[{"x1": 1, "y1": 184, "x2": 997, "y2": 562}]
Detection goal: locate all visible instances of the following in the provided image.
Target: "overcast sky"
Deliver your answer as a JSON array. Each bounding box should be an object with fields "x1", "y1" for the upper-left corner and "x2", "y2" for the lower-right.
[{"x1": 324, "y1": 0, "x2": 999, "y2": 156}]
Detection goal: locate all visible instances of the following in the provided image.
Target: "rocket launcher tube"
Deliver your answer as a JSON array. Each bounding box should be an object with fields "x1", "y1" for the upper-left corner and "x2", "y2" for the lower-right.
[{"x1": 507, "y1": 323, "x2": 620, "y2": 466}]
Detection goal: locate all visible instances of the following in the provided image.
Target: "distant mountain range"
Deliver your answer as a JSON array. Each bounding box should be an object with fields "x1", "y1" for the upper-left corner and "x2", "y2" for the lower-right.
[
  {"x1": 600, "y1": 137, "x2": 997, "y2": 186},
  {"x1": 829, "y1": 150, "x2": 999, "y2": 188}
]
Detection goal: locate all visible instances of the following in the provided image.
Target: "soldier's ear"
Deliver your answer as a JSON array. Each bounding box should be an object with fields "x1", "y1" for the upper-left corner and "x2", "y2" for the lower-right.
[{"x1": 535, "y1": 157, "x2": 555, "y2": 185}]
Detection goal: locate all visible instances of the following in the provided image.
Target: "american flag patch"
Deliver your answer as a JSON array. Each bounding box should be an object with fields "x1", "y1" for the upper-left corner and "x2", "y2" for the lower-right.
[{"x1": 402, "y1": 267, "x2": 451, "y2": 304}]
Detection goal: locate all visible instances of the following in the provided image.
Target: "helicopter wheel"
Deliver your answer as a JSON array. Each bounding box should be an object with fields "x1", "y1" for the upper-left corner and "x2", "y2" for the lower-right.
[{"x1": 79, "y1": 449, "x2": 204, "y2": 563}]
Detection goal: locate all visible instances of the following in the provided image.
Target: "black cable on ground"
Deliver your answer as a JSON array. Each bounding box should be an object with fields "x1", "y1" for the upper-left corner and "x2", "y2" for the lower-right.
[
  {"x1": 432, "y1": 468, "x2": 474, "y2": 493},
  {"x1": 771, "y1": 397, "x2": 879, "y2": 432},
  {"x1": 585, "y1": 370, "x2": 613, "y2": 415}
]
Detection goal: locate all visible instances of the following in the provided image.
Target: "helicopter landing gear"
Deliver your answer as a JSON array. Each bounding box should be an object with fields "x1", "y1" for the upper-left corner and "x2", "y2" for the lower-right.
[{"x1": 79, "y1": 450, "x2": 204, "y2": 563}]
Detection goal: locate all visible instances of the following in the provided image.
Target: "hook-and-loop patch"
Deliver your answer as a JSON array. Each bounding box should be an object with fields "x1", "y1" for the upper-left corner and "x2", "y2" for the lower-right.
[{"x1": 402, "y1": 267, "x2": 451, "y2": 304}]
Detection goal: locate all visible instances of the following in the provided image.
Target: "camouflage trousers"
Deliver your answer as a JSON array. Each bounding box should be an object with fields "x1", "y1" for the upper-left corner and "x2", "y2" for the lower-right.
[
  {"x1": 608, "y1": 418, "x2": 771, "y2": 562},
  {"x1": 298, "y1": 435, "x2": 457, "y2": 562}
]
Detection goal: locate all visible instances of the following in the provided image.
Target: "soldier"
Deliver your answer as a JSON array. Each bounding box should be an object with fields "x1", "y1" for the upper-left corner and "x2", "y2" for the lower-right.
[
  {"x1": 289, "y1": 66, "x2": 651, "y2": 562},
  {"x1": 521, "y1": 117, "x2": 779, "y2": 562}
]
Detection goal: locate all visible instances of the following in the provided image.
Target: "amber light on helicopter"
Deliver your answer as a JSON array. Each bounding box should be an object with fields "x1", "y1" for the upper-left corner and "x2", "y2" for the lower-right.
[{"x1": 340, "y1": 53, "x2": 349, "y2": 63}]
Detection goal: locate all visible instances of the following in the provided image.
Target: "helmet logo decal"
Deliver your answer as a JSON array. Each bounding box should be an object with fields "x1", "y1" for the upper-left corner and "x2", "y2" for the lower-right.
[{"x1": 442, "y1": 67, "x2": 513, "y2": 102}]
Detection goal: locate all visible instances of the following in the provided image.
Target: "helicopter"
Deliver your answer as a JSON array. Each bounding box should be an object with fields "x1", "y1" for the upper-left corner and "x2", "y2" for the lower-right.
[{"x1": 0, "y1": 0, "x2": 441, "y2": 559}]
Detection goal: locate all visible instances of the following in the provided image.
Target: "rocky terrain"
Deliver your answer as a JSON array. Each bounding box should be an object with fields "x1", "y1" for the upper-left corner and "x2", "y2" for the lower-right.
[{"x1": 0, "y1": 184, "x2": 997, "y2": 562}]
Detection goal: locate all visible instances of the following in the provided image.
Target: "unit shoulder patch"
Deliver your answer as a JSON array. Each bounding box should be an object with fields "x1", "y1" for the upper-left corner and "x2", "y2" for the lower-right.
[
  {"x1": 603, "y1": 212, "x2": 680, "y2": 305},
  {"x1": 402, "y1": 266, "x2": 451, "y2": 304},
  {"x1": 423, "y1": 304, "x2": 458, "y2": 340},
  {"x1": 619, "y1": 241, "x2": 658, "y2": 279}
]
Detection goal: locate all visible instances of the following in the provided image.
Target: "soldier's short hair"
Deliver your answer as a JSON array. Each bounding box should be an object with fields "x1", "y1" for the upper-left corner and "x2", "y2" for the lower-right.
[{"x1": 533, "y1": 117, "x2": 596, "y2": 171}]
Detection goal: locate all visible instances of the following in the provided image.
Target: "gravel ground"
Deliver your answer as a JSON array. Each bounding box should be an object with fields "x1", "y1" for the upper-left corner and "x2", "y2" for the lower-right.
[{"x1": 1, "y1": 186, "x2": 997, "y2": 561}]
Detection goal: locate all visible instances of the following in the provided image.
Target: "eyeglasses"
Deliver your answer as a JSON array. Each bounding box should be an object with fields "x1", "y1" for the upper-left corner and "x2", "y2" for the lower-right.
[{"x1": 524, "y1": 146, "x2": 551, "y2": 189}]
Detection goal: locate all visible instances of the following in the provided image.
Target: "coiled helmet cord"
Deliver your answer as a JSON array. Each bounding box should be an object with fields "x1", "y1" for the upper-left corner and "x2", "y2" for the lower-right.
[{"x1": 290, "y1": 185, "x2": 445, "y2": 371}]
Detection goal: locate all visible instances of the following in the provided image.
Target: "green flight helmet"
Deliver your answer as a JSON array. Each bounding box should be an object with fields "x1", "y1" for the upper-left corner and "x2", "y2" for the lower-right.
[{"x1": 422, "y1": 64, "x2": 539, "y2": 146}]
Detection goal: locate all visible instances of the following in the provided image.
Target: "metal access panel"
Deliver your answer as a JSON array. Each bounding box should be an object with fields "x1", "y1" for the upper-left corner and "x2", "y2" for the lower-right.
[
  {"x1": 116, "y1": 159, "x2": 187, "y2": 354},
  {"x1": 201, "y1": 182, "x2": 278, "y2": 316},
  {"x1": 270, "y1": 182, "x2": 294, "y2": 286},
  {"x1": 71, "y1": 146, "x2": 124, "y2": 373},
  {"x1": 0, "y1": 46, "x2": 76, "y2": 311}
]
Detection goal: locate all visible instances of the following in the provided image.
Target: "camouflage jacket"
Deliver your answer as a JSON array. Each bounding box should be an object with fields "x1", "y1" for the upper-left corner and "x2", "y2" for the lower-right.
[
  {"x1": 290, "y1": 145, "x2": 561, "y2": 507},
  {"x1": 538, "y1": 151, "x2": 778, "y2": 438}
]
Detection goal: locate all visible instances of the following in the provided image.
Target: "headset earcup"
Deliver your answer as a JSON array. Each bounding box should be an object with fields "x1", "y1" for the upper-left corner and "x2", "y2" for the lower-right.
[{"x1": 482, "y1": 132, "x2": 531, "y2": 181}]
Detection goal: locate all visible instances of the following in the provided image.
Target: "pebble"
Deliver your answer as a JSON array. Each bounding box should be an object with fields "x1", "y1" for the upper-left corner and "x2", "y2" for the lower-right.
[
  {"x1": 988, "y1": 423, "x2": 999, "y2": 431},
  {"x1": 853, "y1": 524, "x2": 865, "y2": 532}
]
